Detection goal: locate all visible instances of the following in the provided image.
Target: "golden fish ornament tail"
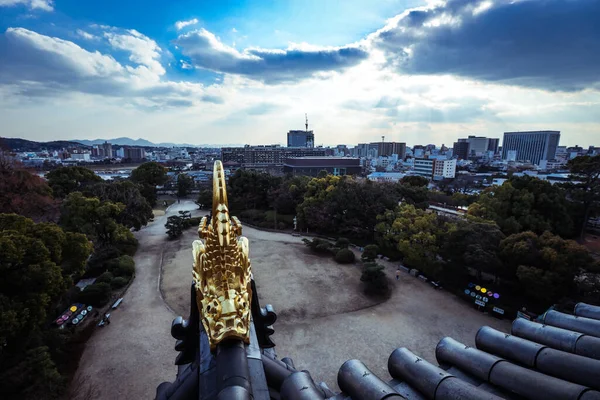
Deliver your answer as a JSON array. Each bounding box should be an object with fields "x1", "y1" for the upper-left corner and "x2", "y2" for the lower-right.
[{"x1": 192, "y1": 160, "x2": 252, "y2": 350}]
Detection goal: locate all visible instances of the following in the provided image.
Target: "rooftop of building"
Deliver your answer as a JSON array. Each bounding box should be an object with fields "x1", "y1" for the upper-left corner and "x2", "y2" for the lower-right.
[
  {"x1": 158, "y1": 291, "x2": 600, "y2": 400},
  {"x1": 504, "y1": 130, "x2": 561, "y2": 134},
  {"x1": 287, "y1": 156, "x2": 354, "y2": 159},
  {"x1": 283, "y1": 157, "x2": 361, "y2": 168}
]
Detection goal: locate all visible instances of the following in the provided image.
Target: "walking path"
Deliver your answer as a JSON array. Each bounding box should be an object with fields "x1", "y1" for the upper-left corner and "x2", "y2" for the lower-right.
[{"x1": 73, "y1": 201, "x2": 197, "y2": 400}]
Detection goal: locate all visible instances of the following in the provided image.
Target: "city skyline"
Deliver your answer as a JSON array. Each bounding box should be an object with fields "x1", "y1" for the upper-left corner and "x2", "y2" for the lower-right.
[
  {"x1": 1, "y1": 0, "x2": 599, "y2": 147},
  {"x1": 3, "y1": 130, "x2": 600, "y2": 151}
]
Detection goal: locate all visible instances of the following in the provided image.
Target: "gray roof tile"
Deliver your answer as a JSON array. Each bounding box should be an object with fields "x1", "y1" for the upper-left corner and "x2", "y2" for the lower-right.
[{"x1": 157, "y1": 296, "x2": 600, "y2": 400}]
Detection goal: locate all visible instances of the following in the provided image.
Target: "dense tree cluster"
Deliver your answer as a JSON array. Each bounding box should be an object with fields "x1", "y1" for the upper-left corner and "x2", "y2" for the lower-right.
[
  {"x1": 0, "y1": 163, "x2": 159, "y2": 399},
  {"x1": 565, "y1": 155, "x2": 600, "y2": 238},
  {"x1": 500, "y1": 231, "x2": 596, "y2": 304},
  {"x1": 0, "y1": 154, "x2": 59, "y2": 221},
  {"x1": 297, "y1": 175, "x2": 409, "y2": 239},
  {"x1": 46, "y1": 166, "x2": 102, "y2": 198},
  {"x1": 215, "y1": 170, "x2": 310, "y2": 230},
  {"x1": 468, "y1": 176, "x2": 575, "y2": 237},
  {"x1": 0, "y1": 214, "x2": 93, "y2": 399},
  {"x1": 85, "y1": 180, "x2": 153, "y2": 230},
  {"x1": 176, "y1": 173, "x2": 194, "y2": 198},
  {"x1": 441, "y1": 221, "x2": 505, "y2": 283},
  {"x1": 220, "y1": 157, "x2": 600, "y2": 310},
  {"x1": 376, "y1": 204, "x2": 456, "y2": 277},
  {"x1": 130, "y1": 161, "x2": 168, "y2": 206}
]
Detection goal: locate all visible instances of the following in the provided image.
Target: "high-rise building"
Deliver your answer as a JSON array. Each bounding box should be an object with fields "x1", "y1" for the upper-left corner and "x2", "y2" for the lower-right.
[
  {"x1": 355, "y1": 143, "x2": 369, "y2": 158},
  {"x1": 501, "y1": 131, "x2": 560, "y2": 165},
  {"x1": 287, "y1": 130, "x2": 314, "y2": 148},
  {"x1": 467, "y1": 136, "x2": 490, "y2": 156},
  {"x1": 288, "y1": 114, "x2": 315, "y2": 148},
  {"x1": 124, "y1": 146, "x2": 146, "y2": 161},
  {"x1": 453, "y1": 136, "x2": 500, "y2": 159},
  {"x1": 452, "y1": 141, "x2": 470, "y2": 160},
  {"x1": 335, "y1": 145, "x2": 349, "y2": 156},
  {"x1": 102, "y1": 141, "x2": 113, "y2": 159},
  {"x1": 372, "y1": 142, "x2": 406, "y2": 159},
  {"x1": 487, "y1": 138, "x2": 499, "y2": 154}
]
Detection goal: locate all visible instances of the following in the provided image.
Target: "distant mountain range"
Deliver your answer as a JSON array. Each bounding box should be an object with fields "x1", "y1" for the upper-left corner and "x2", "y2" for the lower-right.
[
  {"x1": 2, "y1": 136, "x2": 246, "y2": 150},
  {"x1": 1, "y1": 137, "x2": 90, "y2": 152},
  {"x1": 74, "y1": 137, "x2": 222, "y2": 148}
]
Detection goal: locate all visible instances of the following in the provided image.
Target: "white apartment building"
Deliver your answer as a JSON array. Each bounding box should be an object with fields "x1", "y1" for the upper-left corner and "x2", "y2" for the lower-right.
[
  {"x1": 433, "y1": 158, "x2": 457, "y2": 179},
  {"x1": 71, "y1": 153, "x2": 91, "y2": 161}
]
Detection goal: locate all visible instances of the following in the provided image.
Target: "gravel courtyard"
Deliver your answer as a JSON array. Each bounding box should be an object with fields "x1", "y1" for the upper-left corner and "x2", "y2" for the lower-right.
[{"x1": 161, "y1": 215, "x2": 511, "y2": 390}]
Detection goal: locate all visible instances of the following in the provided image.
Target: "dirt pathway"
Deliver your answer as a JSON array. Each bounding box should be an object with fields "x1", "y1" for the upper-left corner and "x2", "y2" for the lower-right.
[
  {"x1": 73, "y1": 200, "x2": 198, "y2": 400},
  {"x1": 160, "y1": 224, "x2": 510, "y2": 390}
]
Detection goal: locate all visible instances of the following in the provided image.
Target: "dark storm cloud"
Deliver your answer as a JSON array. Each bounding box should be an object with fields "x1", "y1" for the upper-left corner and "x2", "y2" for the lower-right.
[
  {"x1": 175, "y1": 29, "x2": 369, "y2": 83},
  {"x1": 374, "y1": 0, "x2": 600, "y2": 91}
]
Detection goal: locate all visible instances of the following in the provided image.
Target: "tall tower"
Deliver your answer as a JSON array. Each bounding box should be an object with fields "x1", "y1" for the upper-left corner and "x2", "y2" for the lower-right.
[{"x1": 305, "y1": 113, "x2": 308, "y2": 132}]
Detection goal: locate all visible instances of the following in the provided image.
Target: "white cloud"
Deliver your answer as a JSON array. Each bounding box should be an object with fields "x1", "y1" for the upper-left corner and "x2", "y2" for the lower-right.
[
  {"x1": 231, "y1": 27, "x2": 238, "y2": 33},
  {"x1": 1, "y1": 3, "x2": 599, "y2": 147},
  {"x1": 76, "y1": 29, "x2": 99, "y2": 41},
  {"x1": 0, "y1": 27, "x2": 218, "y2": 108},
  {"x1": 174, "y1": 18, "x2": 199, "y2": 31},
  {"x1": 0, "y1": 0, "x2": 53, "y2": 11},
  {"x1": 104, "y1": 29, "x2": 165, "y2": 77}
]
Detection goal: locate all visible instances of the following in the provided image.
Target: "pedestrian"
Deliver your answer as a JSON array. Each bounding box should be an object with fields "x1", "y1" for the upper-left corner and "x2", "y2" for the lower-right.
[{"x1": 396, "y1": 268, "x2": 401, "y2": 281}]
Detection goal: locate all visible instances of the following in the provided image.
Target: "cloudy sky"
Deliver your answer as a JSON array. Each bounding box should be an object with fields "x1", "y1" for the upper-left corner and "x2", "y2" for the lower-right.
[{"x1": 1, "y1": 0, "x2": 599, "y2": 147}]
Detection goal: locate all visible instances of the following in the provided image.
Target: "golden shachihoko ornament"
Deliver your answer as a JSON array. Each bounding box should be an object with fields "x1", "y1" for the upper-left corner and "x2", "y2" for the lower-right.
[{"x1": 192, "y1": 160, "x2": 252, "y2": 350}]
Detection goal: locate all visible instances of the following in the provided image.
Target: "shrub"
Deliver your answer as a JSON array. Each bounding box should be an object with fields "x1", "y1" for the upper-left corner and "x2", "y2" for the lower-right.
[
  {"x1": 111, "y1": 276, "x2": 130, "y2": 289},
  {"x1": 361, "y1": 244, "x2": 380, "y2": 262},
  {"x1": 277, "y1": 222, "x2": 287, "y2": 230},
  {"x1": 108, "y1": 255, "x2": 135, "y2": 277},
  {"x1": 335, "y1": 237, "x2": 350, "y2": 249},
  {"x1": 361, "y1": 262, "x2": 390, "y2": 297},
  {"x1": 335, "y1": 248, "x2": 355, "y2": 264},
  {"x1": 303, "y1": 237, "x2": 335, "y2": 255},
  {"x1": 184, "y1": 217, "x2": 202, "y2": 228},
  {"x1": 77, "y1": 282, "x2": 112, "y2": 307},
  {"x1": 95, "y1": 271, "x2": 114, "y2": 284},
  {"x1": 315, "y1": 242, "x2": 332, "y2": 254},
  {"x1": 165, "y1": 215, "x2": 184, "y2": 239}
]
